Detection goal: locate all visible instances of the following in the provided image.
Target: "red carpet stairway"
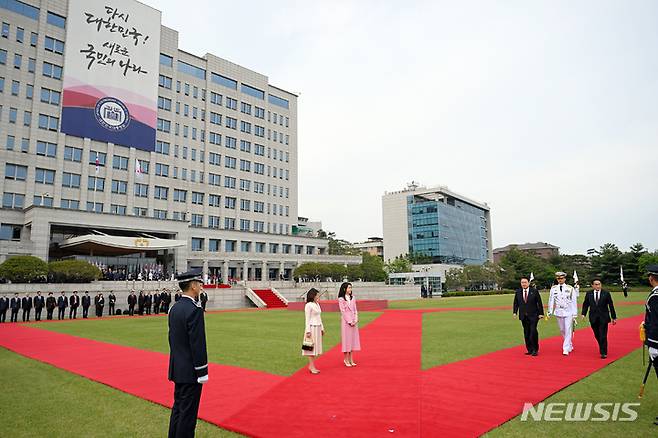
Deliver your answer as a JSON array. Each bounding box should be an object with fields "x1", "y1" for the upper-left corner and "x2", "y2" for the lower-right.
[{"x1": 252, "y1": 289, "x2": 287, "y2": 308}]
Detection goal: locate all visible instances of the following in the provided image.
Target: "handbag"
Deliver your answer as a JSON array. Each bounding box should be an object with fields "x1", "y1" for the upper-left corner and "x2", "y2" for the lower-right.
[{"x1": 302, "y1": 334, "x2": 314, "y2": 351}]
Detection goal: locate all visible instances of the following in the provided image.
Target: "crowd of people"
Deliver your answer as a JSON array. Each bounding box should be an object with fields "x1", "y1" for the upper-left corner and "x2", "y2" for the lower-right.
[
  {"x1": 0, "y1": 288, "x2": 210, "y2": 323},
  {"x1": 94, "y1": 263, "x2": 172, "y2": 282}
]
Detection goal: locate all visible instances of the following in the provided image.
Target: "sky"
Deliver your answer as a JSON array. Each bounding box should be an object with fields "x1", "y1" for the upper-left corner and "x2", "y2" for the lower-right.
[{"x1": 143, "y1": 0, "x2": 658, "y2": 255}]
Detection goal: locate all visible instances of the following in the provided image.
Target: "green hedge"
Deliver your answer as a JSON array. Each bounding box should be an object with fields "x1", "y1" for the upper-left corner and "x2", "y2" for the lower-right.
[
  {"x1": 0, "y1": 256, "x2": 48, "y2": 283},
  {"x1": 48, "y1": 260, "x2": 101, "y2": 283}
]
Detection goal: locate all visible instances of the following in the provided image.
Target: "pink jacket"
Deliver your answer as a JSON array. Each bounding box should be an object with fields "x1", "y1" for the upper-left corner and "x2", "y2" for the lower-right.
[{"x1": 338, "y1": 297, "x2": 358, "y2": 325}]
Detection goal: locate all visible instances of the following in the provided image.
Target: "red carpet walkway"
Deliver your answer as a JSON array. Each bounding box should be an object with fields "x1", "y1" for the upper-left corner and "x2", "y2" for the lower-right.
[
  {"x1": 0, "y1": 310, "x2": 646, "y2": 437},
  {"x1": 0, "y1": 325, "x2": 284, "y2": 424}
]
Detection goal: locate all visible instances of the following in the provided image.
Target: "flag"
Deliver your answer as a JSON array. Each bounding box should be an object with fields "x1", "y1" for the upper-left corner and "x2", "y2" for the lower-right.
[
  {"x1": 620, "y1": 266, "x2": 625, "y2": 283},
  {"x1": 573, "y1": 270, "x2": 579, "y2": 284},
  {"x1": 529, "y1": 272, "x2": 535, "y2": 282},
  {"x1": 135, "y1": 159, "x2": 143, "y2": 180},
  {"x1": 95, "y1": 157, "x2": 100, "y2": 174}
]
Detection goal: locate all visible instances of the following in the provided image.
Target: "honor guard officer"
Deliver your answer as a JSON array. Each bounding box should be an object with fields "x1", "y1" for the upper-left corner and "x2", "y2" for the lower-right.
[
  {"x1": 168, "y1": 270, "x2": 208, "y2": 438},
  {"x1": 548, "y1": 271, "x2": 580, "y2": 355},
  {"x1": 644, "y1": 265, "x2": 658, "y2": 426}
]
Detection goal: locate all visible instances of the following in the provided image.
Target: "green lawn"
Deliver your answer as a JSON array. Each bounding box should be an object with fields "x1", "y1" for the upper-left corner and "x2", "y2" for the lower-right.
[
  {"x1": 0, "y1": 348, "x2": 239, "y2": 438},
  {"x1": 32, "y1": 309, "x2": 381, "y2": 376}
]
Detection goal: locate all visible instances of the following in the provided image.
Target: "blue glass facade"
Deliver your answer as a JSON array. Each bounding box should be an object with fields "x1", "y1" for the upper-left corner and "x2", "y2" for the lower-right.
[{"x1": 407, "y1": 195, "x2": 488, "y2": 265}]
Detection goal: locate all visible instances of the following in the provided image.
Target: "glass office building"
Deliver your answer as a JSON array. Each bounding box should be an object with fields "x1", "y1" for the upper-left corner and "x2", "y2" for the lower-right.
[{"x1": 382, "y1": 184, "x2": 491, "y2": 265}]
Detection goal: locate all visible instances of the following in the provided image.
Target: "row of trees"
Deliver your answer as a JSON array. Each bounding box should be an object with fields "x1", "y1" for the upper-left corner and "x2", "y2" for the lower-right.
[
  {"x1": 293, "y1": 253, "x2": 387, "y2": 282},
  {"x1": 446, "y1": 243, "x2": 658, "y2": 291},
  {"x1": 0, "y1": 256, "x2": 102, "y2": 283}
]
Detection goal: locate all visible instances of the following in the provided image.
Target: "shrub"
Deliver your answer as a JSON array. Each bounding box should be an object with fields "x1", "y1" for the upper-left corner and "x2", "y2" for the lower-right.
[
  {"x1": 0, "y1": 256, "x2": 48, "y2": 283},
  {"x1": 49, "y1": 260, "x2": 102, "y2": 283}
]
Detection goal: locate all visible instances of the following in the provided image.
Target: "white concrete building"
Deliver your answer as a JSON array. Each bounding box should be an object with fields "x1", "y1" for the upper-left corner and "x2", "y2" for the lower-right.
[{"x1": 0, "y1": 0, "x2": 359, "y2": 282}]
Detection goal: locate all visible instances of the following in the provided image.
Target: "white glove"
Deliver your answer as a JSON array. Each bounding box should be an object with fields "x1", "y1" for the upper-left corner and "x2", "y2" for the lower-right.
[
  {"x1": 649, "y1": 347, "x2": 658, "y2": 361},
  {"x1": 197, "y1": 374, "x2": 209, "y2": 384}
]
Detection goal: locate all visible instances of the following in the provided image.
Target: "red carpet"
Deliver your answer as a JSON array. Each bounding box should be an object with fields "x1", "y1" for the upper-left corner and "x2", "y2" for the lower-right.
[
  {"x1": 0, "y1": 309, "x2": 645, "y2": 437},
  {"x1": 252, "y1": 289, "x2": 287, "y2": 308},
  {"x1": 0, "y1": 324, "x2": 284, "y2": 424}
]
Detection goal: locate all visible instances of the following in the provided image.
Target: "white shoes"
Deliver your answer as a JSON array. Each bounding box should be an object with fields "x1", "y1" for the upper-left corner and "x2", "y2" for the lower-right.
[{"x1": 563, "y1": 350, "x2": 569, "y2": 356}]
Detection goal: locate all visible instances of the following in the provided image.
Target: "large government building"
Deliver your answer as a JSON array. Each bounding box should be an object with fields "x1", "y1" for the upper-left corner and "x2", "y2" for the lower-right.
[
  {"x1": 0, "y1": 0, "x2": 355, "y2": 282},
  {"x1": 382, "y1": 183, "x2": 493, "y2": 265}
]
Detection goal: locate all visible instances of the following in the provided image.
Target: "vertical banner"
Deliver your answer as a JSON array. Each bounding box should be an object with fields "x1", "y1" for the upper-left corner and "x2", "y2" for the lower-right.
[{"x1": 61, "y1": 0, "x2": 161, "y2": 151}]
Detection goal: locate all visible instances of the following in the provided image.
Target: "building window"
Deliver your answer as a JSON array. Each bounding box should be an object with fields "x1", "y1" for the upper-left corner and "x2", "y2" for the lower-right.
[
  {"x1": 191, "y1": 214, "x2": 203, "y2": 227},
  {"x1": 240, "y1": 241, "x2": 251, "y2": 252},
  {"x1": 240, "y1": 199, "x2": 251, "y2": 211},
  {"x1": 89, "y1": 151, "x2": 107, "y2": 166},
  {"x1": 2, "y1": 192, "x2": 24, "y2": 209},
  {"x1": 225, "y1": 117, "x2": 237, "y2": 130},
  {"x1": 44, "y1": 36, "x2": 64, "y2": 54},
  {"x1": 112, "y1": 155, "x2": 129, "y2": 170},
  {"x1": 241, "y1": 102, "x2": 252, "y2": 114},
  {"x1": 153, "y1": 209, "x2": 167, "y2": 220},
  {"x1": 225, "y1": 136, "x2": 237, "y2": 149},
  {"x1": 62, "y1": 172, "x2": 81, "y2": 188},
  {"x1": 5, "y1": 163, "x2": 28, "y2": 181},
  {"x1": 64, "y1": 146, "x2": 82, "y2": 162},
  {"x1": 225, "y1": 240, "x2": 236, "y2": 252},
  {"x1": 191, "y1": 238, "x2": 204, "y2": 251},
  {"x1": 38, "y1": 113, "x2": 59, "y2": 131},
  {"x1": 240, "y1": 219, "x2": 250, "y2": 231},
  {"x1": 40, "y1": 88, "x2": 61, "y2": 105},
  {"x1": 208, "y1": 173, "x2": 220, "y2": 186},
  {"x1": 158, "y1": 96, "x2": 172, "y2": 111},
  {"x1": 224, "y1": 176, "x2": 236, "y2": 189},
  {"x1": 209, "y1": 152, "x2": 221, "y2": 166},
  {"x1": 86, "y1": 202, "x2": 103, "y2": 213},
  {"x1": 192, "y1": 192, "x2": 204, "y2": 205},
  {"x1": 110, "y1": 204, "x2": 127, "y2": 215},
  {"x1": 209, "y1": 239, "x2": 220, "y2": 252},
  {"x1": 254, "y1": 125, "x2": 265, "y2": 137},
  {"x1": 256, "y1": 242, "x2": 265, "y2": 253},
  {"x1": 134, "y1": 183, "x2": 148, "y2": 197},
  {"x1": 211, "y1": 73, "x2": 237, "y2": 90},
  {"x1": 47, "y1": 11, "x2": 66, "y2": 28},
  {"x1": 208, "y1": 215, "x2": 220, "y2": 229},
  {"x1": 33, "y1": 195, "x2": 53, "y2": 207},
  {"x1": 133, "y1": 207, "x2": 147, "y2": 217},
  {"x1": 42, "y1": 61, "x2": 63, "y2": 79},
  {"x1": 61, "y1": 199, "x2": 80, "y2": 210},
  {"x1": 225, "y1": 157, "x2": 236, "y2": 169},
  {"x1": 254, "y1": 221, "x2": 265, "y2": 232},
  {"x1": 36, "y1": 141, "x2": 57, "y2": 157},
  {"x1": 208, "y1": 194, "x2": 221, "y2": 207},
  {"x1": 0, "y1": 224, "x2": 21, "y2": 240},
  {"x1": 155, "y1": 163, "x2": 169, "y2": 177},
  {"x1": 160, "y1": 53, "x2": 173, "y2": 67},
  {"x1": 157, "y1": 118, "x2": 171, "y2": 133},
  {"x1": 226, "y1": 97, "x2": 238, "y2": 110},
  {"x1": 224, "y1": 218, "x2": 235, "y2": 230},
  {"x1": 173, "y1": 189, "x2": 187, "y2": 202},
  {"x1": 88, "y1": 176, "x2": 105, "y2": 192},
  {"x1": 35, "y1": 168, "x2": 55, "y2": 185},
  {"x1": 159, "y1": 74, "x2": 172, "y2": 89},
  {"x1": 240, "y1": 179, "x2": 251, "y2": 192},
  {"x1": 111, "y1": 179, "x2": 127, "y2": 194},
  {"x1": 156, "y1": 140, "x2": 170, "y2": 155},
  {"x1": 154, "y1": 186, "x2": 168, "y2": 200},
  {"x1": 225, "y1": 197, "x2": 236, "y2": 209}
]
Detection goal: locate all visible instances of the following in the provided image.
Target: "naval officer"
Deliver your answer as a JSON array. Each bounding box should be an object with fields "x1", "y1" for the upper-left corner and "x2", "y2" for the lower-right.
[
  {"x1": 168, "y1": 270, "x2": 209, "y2": 438},
  {"x1": 548, "y1": 271, "x2": 579, "y2": 355}
]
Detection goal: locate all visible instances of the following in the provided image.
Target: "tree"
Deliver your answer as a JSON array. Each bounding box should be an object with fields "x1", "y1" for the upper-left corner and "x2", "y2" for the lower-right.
[
  {"x1": 445, "y1": 268, "x2": 466, "y2": 291},
  {"x1": 328, "y1": 238, "x2": 361, "y2": 256},
  {"x1": 408, "y1": 252, "x2": 432, "y2": 264},
  {"x1": 360, "y1": 253, "x2": 387, "y2": 282},
  {"x1": 622, "y1": 243, "x2": 647, "y2": 286},
  {"x1": 49, "y1": 260, "x2": 101, "y2": 283},
  {"x1": 497, "y1": 248, "x2": 554, "y2": 289},
  {"x1": 385, "y1": 255, "x2": 412, "y2": 274},
  {"x1": 590, "y1": 243, "x2": 623, "y2": 285},
  {"x1": 639, "y1": 252, "x2": 658, "y2": 285},
  {"x1": 0, "y1": 256, "x2": 48, "y2": 283}
]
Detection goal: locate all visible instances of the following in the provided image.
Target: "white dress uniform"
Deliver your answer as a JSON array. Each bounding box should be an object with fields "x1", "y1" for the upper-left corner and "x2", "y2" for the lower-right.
[{"x1": 548, "y1": 283, "x2": 579, "y2": 354}]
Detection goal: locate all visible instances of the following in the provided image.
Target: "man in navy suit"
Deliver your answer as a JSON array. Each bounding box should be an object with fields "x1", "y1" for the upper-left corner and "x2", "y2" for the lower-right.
[
  {"x1": 513, "y1": 277, "x2": 545, "y2": 356},
  {"x1": 33, "y1": 291, "x2": 45, "y2": 321},
  {"x1": 57, "y1": 291, "x2": 68, "y2": 320},
  {"x1": 10, "y1": 293, "x2": 21, "y2": 322},
  {"x1": 21, "y1": 294, "x2": 32, "y2": 322},
  {"x1": 168, "y1": 270, "x2": 208, "y2": 438},
  {"x1": 0, "y1": 295, "x2": 9, "y2": 322},
  {"x1": 581, "y1": 278, "x2": 617, "y2": 358}
]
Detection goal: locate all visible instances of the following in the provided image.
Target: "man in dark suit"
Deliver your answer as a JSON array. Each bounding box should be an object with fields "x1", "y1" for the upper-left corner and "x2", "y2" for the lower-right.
[
  {"x1": 10, "y1": 293, "x2": 20, "y2": 322},
  {"x1": 138, "y1": 291, "x2": 145, "y2": 315},
  {"x1": 154, "y1": 289, "x2": 162, "y2": 315},
  {"x1": 95, "y1": 293, "x2": 105, "y2": 317},
  {"x1": 581, "y1": 278, "x2": 617, "y2": 358},
  {"x1": 69, "y1": 291, "x2": 80, "y2": 319},
  {"x1": 200, "y1": 291, "x2": 208, "y2": 312},
  {"x1": 168, "y1": 270, "x2": 208, "y2": 438},
  {"x1": 45, "y1": 292, "x2": 56, "y2": 320},
  {"x1": 513, "y1": 276, "x2": 544, "y2": 356},
  {"x1": 82, "y1": 292, "x2": 91, "y2": 318},
  {"x1": 145, "y1": 292, "x2": 152, "y2": 315},
  {"x1": 128, "y1": 290, "x2": 137, "y2": 316},
  {"x1": 21, "y1": 294, "x2": 33, "y2": 322},
  {"x1": 108, "y1": 291, "x2": 116, "y2": 316},
  {"x1": 0, "y1": 295, "x2": 8, "y2": 322},
  {"x1": 57, "y1": 291, "x2": 68, "y2": 320},
  {"x1": 34, "y1": 291, "x2": 45, "y2": 321}
]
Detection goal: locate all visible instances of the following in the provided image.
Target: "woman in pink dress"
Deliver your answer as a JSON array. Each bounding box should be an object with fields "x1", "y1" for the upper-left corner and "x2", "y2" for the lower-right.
[{"x1": 338, "y1": 282, "x2": 360, "y2": 367}]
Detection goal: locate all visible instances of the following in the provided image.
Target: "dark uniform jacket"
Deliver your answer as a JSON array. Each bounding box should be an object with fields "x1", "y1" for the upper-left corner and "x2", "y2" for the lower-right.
[
  {"x1": 0, "y1": 297, "x2": 8, "y2": 311},
  {"x1": 57, "y1": 296, "x2": 68, "y2": 309},
  {"x1": 21, "y1": 296, "x2": 33, "y2": 310},
  {"x1": 82, "y1": 295, "x2": 91, "y2": 308},
  {"x1": 109, "y1": 294, "x2": 116, "y2": 304},
  {"x1": 168, "y1": 296, "x2": 208, "y2": 383},
  {"x1": 34, "y1": 296, "x2": 45, "y2": 309},
  {"x1": 645, "y1": 286, "x2": 658, "y2": 349},
  {"x1": 513, "y1": 287, "x2": 544, "y2": 320},
  {"x1": 128, "y1": 294, "x2": 137, "y2": 306},
  {"x1": 10, "y1": 297, "x2": 21, "y2": 310},
  {"x1": 582, "y1": 289, "x2": 616, "y2": 323},
  {"x1": 70, "y1": 295, "x2": 80, "y2": 308},
  {"x1": 46, "y1": 296, "x2": 56, "y2": 310}
]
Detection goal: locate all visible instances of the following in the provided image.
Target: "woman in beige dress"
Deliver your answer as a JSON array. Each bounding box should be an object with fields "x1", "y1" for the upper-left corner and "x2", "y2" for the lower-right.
[{"x1": 302, "y1": 288, "x2": 324, "y2": 374}]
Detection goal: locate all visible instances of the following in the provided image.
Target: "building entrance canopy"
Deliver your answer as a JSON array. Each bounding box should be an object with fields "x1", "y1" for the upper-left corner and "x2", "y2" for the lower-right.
[{"x1": 59, "y1": 234, "x2": 186, "y2": 256}]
